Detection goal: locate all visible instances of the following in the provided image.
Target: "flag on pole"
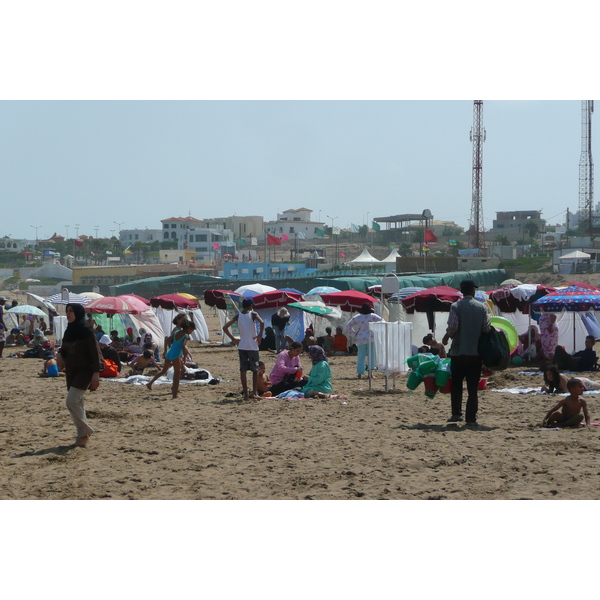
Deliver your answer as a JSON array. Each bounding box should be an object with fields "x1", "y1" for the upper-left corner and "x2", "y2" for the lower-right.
[
  {"x1": 424, "y1": 228, "x2": 438, "y2": 243},
  {"x1": 372, "y1": 221, "x2": 380, "y2": 231},
  {"x1": 212, "y1": 242, "x2": 220, "y2": 250},
  {"x1": 449, "y1": 239, "x2": 457, "y2": 246},
  {"x1": 315, "y1": 228, "x2": 325, "y2": 237},
  {"x1": 332, "y1": 226, "x2": 341, "y2": 236},
  {"x1": 281, "y1": 234, "x2": 289, "y2": 241},
  {"x1": 74, "y1": 239, "x2": 83, "y2": 247},
  {"x1": 267, "y1": 234, "x2": 282, "y2": 246},
  {"x1": 351, "y1": 223, "x2": 359, "y2": 233},
  {"x1": 297, "y1": 231, "x2": 306, "y2": 239},
  {"x1": 339, "y1": 253, "x2": 346, "y2": 257},
  {"x1": 239, "y1": 238, "x2": 247, "y2": 247},
  {"x1": 422, "y1": 244, "x2": 430, "y2": 252}
]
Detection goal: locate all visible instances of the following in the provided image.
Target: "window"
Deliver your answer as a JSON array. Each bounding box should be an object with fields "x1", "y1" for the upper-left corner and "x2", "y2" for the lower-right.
[
  {"x1": 163, "y1": 224, "x2": 169, "y2": 229},
  {"x1": 289, "y1": 227, "x2": 295, "y2": 233},
  {"x1": 135, "y1": 234, "x2": 139, "y2": 240},
  {"x1": 163, "y1": 232, "x2": 169, "y2": 239},
  {"x1": 171, "y1": 224, "x2": 177, "y2": 228},
  {"x1": 171, "y1": 232, "x2": 177, "y2": 239}
]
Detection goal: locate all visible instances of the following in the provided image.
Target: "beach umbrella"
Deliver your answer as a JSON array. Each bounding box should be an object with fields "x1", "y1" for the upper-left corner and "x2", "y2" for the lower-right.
[
  {"x1": 26, "y1": 292, "x2": 57, "y2": 313},
  {"x1": 176, "y1": 292, "x2": 199, "y2": 303},
  {"x1": 45, "y1": 292, "x2": 90, "y2": 305},
  {"x1": 121, "y1": 293, "x2": 150, "y2": 305},
  {"x1": 400, "y1": 286, "x2": 463, "y2": 330},
  {"x1": 561, "y1": 281, "x2": 600, "y2": 291},
  {"x1": 150, "y1": 293, "x2": 199, "y2": 309},
  {"x1": 500, "y1": 278, "x2": 522, "y2": 286},
  {"x1": 488, "y1": 284, "x2": 556, "y2": 313},
  {"x1": 84, "y1": 296, "x2": 145, "y2": 316},
  {"x1": 530, "y1": 286, "x2": 600, "y2": 312},
  {"x1": 319, "y1": 290, "x2": 380, "y2": 312},
  {"x1": 400, "y1": 286, "x2": 462, "y2": 313},
  {"x1": 116, "y1": 294, "x2": 152, "y2": 312},
  {"x1": 234, "y1": 284, "x2": 277, "y2": 298},
  {"x1": 6, "y1": 304, "x2": 47, "y2": 317},
  {"x1": 204, "y1": 289, "x2": 242, "y2": 310},
  {"x1": 305, "y1": 286, "x2": 341, "y2": 299},
  {"x1": 279, "y1": 287, "x2": 303, "y2": 295},
  {"x1": 79, "y1": 292, "x2": 104, "y2": 300},
  {"x1": 250, "y1": 290, "x2": 303, "y2": 310},
  {"x1": 288, "y1": 301, "x2": 336, "y2": 316}
]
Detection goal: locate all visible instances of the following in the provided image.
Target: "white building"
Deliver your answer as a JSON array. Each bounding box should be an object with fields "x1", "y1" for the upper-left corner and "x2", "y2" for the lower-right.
[
  {"x1": 119, "y1": 228, "x2": 162, "y2": 244},
  {"x1": 201, "y1": 216, "x2": 264, "y2": 242},
  {"x1": 264, "y1": 208, "x2": 325, "y2": 240}
]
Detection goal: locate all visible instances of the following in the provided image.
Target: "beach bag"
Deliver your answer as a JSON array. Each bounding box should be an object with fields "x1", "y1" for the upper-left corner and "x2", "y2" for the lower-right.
[
  {"x1": 478, "y1": 327, "x2": 510, "y2": 371},
  {"x1": 100, "y1": 359, "x2": 119, "y2": 378}
]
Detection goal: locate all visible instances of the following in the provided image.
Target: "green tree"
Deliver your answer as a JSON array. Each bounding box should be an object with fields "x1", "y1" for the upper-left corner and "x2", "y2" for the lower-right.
[
  {"x1": 399, "y1": 241, "x2": 414, "y2": 256},
  {"x1": 523, "y1": 220, "x2": 539, "y2": 240},
  {"x1": 495, "y1": 234, "x2": 510, "y2": 245}
]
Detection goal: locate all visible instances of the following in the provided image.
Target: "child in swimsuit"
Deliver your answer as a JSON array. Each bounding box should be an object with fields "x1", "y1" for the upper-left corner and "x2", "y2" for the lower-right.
[
  {"x1": 147, "y1": 319, "x2": 195, "y2": 398},
  {"x1": 543, "y1": 377, "x2": 591, "y2": 427}
]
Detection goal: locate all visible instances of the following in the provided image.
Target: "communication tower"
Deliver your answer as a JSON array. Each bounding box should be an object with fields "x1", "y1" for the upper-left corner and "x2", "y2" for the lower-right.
[
  {"x1": 578, "y1": 100, "x2": 594, "y2": 236},
  {"x1": 469, "y1": 100, "x2": 486, "y2": 253}
]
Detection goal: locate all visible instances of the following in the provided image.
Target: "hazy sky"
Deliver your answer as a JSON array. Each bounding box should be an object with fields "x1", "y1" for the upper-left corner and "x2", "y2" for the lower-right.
[{"x1": 0, "y1": 100, "x2": 590, "y2": 241}]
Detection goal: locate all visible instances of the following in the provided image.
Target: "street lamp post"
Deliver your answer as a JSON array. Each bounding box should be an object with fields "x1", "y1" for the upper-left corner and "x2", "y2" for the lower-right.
[
  {"x1": 94, "y1": 225, "x2": 99, "y2": 238},
  {"x1": 75, "y1": 224, "x2": 80, "y2": 238},
  {"x1": 326, "y1": 215, "x2": 338, "y2": 262},
  {"x1": 65, "y1": 225, "x2": 69, "y2": 240},
  {"x1": 114, "y1": 221, "x2": 125, "y2": 233},
  {"x1": 30, "y1": 225, "x2": 41, "y2": 247}
]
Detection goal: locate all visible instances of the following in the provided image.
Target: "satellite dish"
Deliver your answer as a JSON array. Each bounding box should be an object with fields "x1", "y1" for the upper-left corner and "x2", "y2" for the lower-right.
[{"x1": 422, "y1": 209, "x2": 432, "y2": 219}]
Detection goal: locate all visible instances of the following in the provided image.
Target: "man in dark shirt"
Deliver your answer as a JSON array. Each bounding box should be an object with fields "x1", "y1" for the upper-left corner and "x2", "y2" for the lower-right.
[{"x1": 554, "y1": 335, "x2": 598, "y2": 371}]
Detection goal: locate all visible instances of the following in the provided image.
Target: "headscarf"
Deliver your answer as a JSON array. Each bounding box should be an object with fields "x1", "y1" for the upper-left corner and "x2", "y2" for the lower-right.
[
  {"x1": 62, "y1": 303, "x2": 94, "y2": 342},
  {"x1": 359, "y1": 302, "x2": 374, "y2": 315},
  {"x1": 308, "y1": 345, "x2": 328, "y2": 365}
]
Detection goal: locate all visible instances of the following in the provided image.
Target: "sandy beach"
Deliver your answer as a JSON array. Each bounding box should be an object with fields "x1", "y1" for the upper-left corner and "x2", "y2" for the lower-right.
[{"x1": 2, "y1": 296, "x2": 600, "y2": 501}]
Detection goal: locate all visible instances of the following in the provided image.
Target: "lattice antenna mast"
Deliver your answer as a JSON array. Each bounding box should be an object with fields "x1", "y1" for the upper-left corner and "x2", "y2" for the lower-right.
[
  {"x1": 469, "y1": 100, "x2": 486, "y2": 253},
  {"x1": 578, "y1": 100, "x2": 594, "y2": 236}
]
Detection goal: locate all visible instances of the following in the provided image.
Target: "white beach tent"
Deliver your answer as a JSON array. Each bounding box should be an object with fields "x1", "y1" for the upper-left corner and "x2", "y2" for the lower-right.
[
  {"x1": 349, "y1": 248, "x2": 381, "y2": 264},
  {"x1": 381, "y1": 248, "x2": 401, "y2": 264}
]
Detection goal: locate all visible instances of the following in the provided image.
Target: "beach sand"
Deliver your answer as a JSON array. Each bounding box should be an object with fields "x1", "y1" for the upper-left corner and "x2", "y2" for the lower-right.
[{"x1": 2, "y1": 300, "x2": 600, "y2": 501}]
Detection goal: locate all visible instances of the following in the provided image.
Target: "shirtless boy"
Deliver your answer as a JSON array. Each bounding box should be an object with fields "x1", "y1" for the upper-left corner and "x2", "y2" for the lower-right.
[
  {"x1": 129, "y1": 350, "x2": 160, "y2": 375},
  {"x1": 543, "y1": 377, "x2": 591, "y2": 427}
]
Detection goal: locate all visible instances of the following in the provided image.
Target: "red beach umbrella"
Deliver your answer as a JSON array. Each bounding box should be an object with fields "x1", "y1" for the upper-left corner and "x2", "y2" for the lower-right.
[
  {"x1": 84, "y1": 296, "x2": 145, "y2": 315},
  {"x1": 250, "y1": 290, "x2": 303, "y2": 309},
  {"x1": 319, "y1": 290, "x2": 380, "y2": 312},
  {"x1": 150, "y1": 293, "x2": 199, "y2": 309}
]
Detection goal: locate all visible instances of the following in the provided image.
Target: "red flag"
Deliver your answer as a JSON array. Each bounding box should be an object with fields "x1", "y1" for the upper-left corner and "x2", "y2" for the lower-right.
[
  {"x1": 424, "y1": 228, "x2": 438, "y2": 243},
  {"x1": 74, "y1": 239, "x2": 83, "y2": 247},
  {"x1": 267, "y1": 234, "x2": 282, "y2": 246},
  {"x1": 212, "y1": 242, "x2": 220, "y2": 250},
  {"x1": 281, "y1": 234, "x2": 289, "y2": 241}
]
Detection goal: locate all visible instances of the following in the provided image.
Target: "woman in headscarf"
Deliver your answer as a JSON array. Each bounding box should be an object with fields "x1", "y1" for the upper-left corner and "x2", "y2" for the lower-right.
[
  {"x1": 56, "y1": 303, "x2": 104, "y2": 447},
  {"x1": 302, "y1": 345, "x2": 334, "y2": 398}
]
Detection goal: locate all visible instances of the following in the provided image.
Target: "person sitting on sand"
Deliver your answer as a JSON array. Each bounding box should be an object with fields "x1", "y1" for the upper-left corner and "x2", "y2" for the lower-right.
[
  {"x1": 0, "y1": 322, "x2": 5, "y2": 358},
  {"x1": 543, "y1": 377, "x2": 591, "y2": 427},
  {"x1": 302, "y1": 345, "x2": 347, "y2": 400},
  {"x1": 147, "y1": 319, "x2": 195, "y2": 399},
  {"x1": 554, "y1": 335, "x2": 599, "y2": 372},
  {"x1": 322, "y1": 327, "x2": 334, "y2": 356},
  {"x1": 98, "y1": 334, "x2": 122, "y2": 374},
  {"x1": 269, "y1": 341, "x2": 307, "y2": 396},
  {"x1": 129, "y1": 349, "x2": 161, "y2": 375},
  {"x1": 332, "y1": 326, "x2": 348, "y2": 355},
  {"x1": 40, "y1": 350, "x2": 61, "y2": 377},
  {"x1": 422, "y1": 333, "x2": 447, "y2": 358},
  {"x1": 257, "y1": 361, "x2": 273, "y2": 397},
  {"x1": 541, "y1": 364, "x2": 600, "y2": 393},
  {"x1": 301, "y1": 328, "x2": 316, "y2": 352},
  {"x1": 6, "y1": 327, "x2": 25, "y2": 346}
]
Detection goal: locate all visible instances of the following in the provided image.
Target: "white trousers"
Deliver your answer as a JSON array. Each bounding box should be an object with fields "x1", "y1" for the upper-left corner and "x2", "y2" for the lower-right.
[{"x1": 66, "y1": 386, "x2": 94, "y2": 439}]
